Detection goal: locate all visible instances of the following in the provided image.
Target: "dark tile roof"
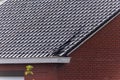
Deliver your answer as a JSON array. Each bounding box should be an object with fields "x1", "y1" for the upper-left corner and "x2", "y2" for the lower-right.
[{"x1": 0, "y1": 0, "x2": 120, "y2": 58}]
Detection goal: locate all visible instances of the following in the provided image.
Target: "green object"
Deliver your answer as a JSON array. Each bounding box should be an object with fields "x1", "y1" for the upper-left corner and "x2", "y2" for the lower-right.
[{"x1": 25, "y1": 65, "x2": 34, "y2": 75}]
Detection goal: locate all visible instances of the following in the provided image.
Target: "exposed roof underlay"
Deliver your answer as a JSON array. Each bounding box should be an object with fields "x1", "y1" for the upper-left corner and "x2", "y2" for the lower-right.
[{"x1": 0, "y1": 0, "x2": 120, "y2": 61}]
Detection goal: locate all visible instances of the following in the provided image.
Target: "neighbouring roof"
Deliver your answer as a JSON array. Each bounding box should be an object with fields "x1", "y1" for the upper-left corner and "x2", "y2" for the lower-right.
[{"x1": 0, "y1": 0, "x2": 120, "y2": 58}]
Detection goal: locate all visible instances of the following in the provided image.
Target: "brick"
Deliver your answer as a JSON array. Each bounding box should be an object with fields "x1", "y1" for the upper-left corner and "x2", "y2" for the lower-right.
[{"x1": 57, "y1": 14, "x2": 120, "y2": 80}]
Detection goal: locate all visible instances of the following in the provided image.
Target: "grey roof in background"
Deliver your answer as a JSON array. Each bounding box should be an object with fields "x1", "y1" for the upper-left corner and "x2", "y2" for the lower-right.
[{"x1": 0, "y1": 0, "x2": 120, "y2": 58}]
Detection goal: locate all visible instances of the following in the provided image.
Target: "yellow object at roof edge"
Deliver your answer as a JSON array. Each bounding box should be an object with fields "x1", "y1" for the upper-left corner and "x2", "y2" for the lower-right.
[{"x1": 25, "y1": 65, "x2": 34, "y2": 76}]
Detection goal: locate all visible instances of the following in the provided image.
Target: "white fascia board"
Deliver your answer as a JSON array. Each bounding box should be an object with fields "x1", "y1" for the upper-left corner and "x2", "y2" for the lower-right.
[{"x1": 0, "y1": 57, "x2": 71, "y2": 64}]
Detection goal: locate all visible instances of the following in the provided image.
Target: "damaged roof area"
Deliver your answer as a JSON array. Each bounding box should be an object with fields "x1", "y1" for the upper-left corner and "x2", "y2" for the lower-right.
[{"x1": 0, "y1": 0, "x2": 120, "y2": 59}]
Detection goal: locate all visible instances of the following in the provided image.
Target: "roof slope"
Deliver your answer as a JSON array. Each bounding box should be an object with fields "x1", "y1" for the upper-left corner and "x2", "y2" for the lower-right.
[{"x1": 0, "y1": 0, "x2": 120, "y2": 58}]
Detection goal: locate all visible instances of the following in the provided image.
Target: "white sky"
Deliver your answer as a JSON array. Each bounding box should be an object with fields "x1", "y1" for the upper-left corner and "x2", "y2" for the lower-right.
[{"x1": 0, "y1": 0, "x2": 7, "y2": 5}]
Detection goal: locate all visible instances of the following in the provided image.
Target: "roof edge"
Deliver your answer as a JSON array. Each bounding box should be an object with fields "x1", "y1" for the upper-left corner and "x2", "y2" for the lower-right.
[
  {"x1": 67, "y1": 10, "x2": 120, "y2": 56},
  {"x1": 0, "y1": 57, "x2": 71, "y2": 64}
]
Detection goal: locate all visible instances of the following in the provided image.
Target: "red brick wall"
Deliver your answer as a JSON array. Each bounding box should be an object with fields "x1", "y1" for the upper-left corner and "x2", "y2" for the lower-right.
[
  {"x1": 58, "y1": 15, "x2": 120, "y2": 80},
  {"x1": 0, "y1": 64, "x2": 58, "y2": 80},
  {"x1": 26, "y1": 64, "x2": 58, "y2": 80}
]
